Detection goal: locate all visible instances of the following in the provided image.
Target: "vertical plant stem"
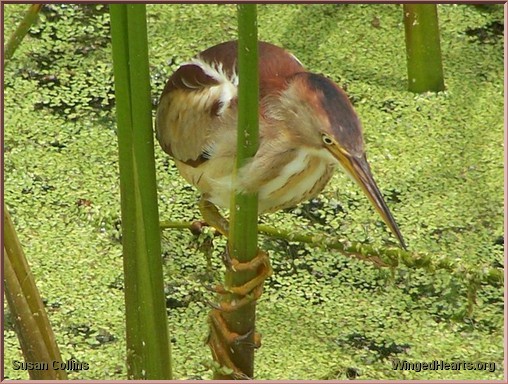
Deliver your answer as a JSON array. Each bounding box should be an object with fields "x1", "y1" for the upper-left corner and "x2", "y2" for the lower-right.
[
  {"x1": 216, "y1": 4, "x2": 260, "y2": 379},
  {"x1": 403, "y1": 4, "x2": 445, "y2": 93},
  {"x1": 4, "y1": 5, "x2": 66, "y2": 379},
  {"x1": 4, "y1": 205, "x2": 68, "y2": 380},
  {"x1": 4, "y1": 4, "x2": 42, "y2": 63},
  {"x1": 110, "y1": 5, "x2": 172, "y2": 379},
  {"x1": 229, "y1": 8, "x2": 259, "y2": 258}
]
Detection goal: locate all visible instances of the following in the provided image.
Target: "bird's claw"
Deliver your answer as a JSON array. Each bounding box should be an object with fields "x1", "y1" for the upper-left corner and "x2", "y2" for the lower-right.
[
  {"x1": 204, "y1": 248, "x2": 270, "y2": 377},
  {"x1": 206, "y1": 309, "x2": 260, "y2": 379},
  {"x1": 205, "y1": 248, "x2": 272, "y2": 311},
  {"x1": 198, "y1": 198, "x2": 270, "y2": 376},
  {"x1": 222, "y1": 248, "x2": 273, "y2": 290},
  {"x1": 206, "y1": 284, "x2": 265, "y2": 312}
]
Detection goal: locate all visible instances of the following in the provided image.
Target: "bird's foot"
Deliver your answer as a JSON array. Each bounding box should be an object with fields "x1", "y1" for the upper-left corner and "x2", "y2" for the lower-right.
[
  {"x1": 207, "y1": 309, "x2": 260, "y2": 379},
  {"x1": 208, "y1": 309, "x2": 261, "y2": 349},
  {"x1": 207, "y1": 283, "x2": 264, "y2": 312},
  {"x1": 197, "y1": 197, "x2": 269, "y2": 377},
  {"x1": 205, "y1": 248, "x2": 272, "y2": 311},
  {"x1": 204, "y1": 247, "x2": 269, "y2": 376},
  {"x1": 222, "y1": 247, "x2": 273, "y2": 296}
]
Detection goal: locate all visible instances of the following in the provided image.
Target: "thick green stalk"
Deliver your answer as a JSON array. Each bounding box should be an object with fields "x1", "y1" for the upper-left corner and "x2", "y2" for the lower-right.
[
  {"x1": 403, "y1": 4, "x2": 445, "y2": 93},
  {"x1": 216, "y1": 4, "x2": 260, "y2": 379},
  {"x1": 4, "y1": 205, "x2": 68, "y2": 380},
  {"x1": 4, "y1": 4, "x2": 42, "y2": 63},
  {"x1": 229, "y1": 5, "x2": 260, "y2": 261},
  {"x1": 110, "y1": 5, "x2": 172, "y2": 379}
]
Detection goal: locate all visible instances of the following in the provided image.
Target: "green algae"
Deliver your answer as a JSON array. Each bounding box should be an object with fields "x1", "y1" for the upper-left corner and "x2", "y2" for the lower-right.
[{"x1": 3, "y1": 3, "x2": 503, "y2": 380}]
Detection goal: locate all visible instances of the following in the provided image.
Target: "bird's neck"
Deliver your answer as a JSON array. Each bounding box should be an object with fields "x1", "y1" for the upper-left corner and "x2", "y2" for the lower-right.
[{"x1": 261, "y1": 85, "x2": 326, "y2": 149}]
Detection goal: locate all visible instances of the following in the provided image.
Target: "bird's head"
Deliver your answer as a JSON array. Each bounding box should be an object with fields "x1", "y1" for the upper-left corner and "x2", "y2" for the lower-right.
[{"x1": 275, "y1": 72, "x2": 406, "y2": 249}]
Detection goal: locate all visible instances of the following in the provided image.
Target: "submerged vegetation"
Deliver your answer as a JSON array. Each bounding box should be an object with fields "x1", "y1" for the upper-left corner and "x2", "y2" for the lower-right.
[{"x1": 3, "y1": 4, "x2": 504, "y2": 380}]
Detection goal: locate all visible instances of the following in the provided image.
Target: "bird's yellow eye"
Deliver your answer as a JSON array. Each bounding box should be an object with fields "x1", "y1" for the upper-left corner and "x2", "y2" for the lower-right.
[{"x1": 322, "y1": 134, "x2": 333, "y2": 145}]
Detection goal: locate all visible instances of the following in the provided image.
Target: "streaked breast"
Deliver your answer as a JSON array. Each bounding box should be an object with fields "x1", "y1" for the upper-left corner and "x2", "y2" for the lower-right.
[{"x1": 256, "y1": 148, "x2": 336, "y2": 213}]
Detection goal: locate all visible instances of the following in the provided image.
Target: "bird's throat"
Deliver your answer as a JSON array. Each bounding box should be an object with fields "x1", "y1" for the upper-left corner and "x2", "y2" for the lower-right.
[{"x1": 248, "y1": 148, "x2": 336, "y2": 213}]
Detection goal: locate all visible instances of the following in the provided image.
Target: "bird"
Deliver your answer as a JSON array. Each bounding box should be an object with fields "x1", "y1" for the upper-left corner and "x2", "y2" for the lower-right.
[
  {"x1": 156, "y1": 40, "x2": 406, "y2": 375},
  {"x1": 156, "y1": 40, "x2": 405, "y2": 247}
]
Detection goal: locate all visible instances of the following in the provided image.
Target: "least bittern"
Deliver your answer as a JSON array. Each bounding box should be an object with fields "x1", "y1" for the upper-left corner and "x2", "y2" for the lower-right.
[{"x1": 156, "y1": 40, "x2": 406, "y2": 374}]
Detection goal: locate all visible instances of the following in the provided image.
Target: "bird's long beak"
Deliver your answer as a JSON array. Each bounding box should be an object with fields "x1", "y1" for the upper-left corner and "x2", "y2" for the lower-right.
[{"x1": 329, "y1": 146, "x2": 407, "y2": 250}]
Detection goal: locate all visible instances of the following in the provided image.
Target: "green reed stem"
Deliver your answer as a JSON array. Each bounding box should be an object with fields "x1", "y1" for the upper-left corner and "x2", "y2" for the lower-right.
[
  {"x1": 4, "y1": 4, "x2": 42, "y2": 63},
  {"x1": 110, "y1": 4, "x2": 172, "y2": 379},
  {"x1": 403, "y1": 4, "x2": 445, "y2": 93},
  {"x1": 4, "y1": 5, "x2": 67, "y2": 379},
  {"x1": 4, "y1": 205, "x2": 68, "y2": 380},
  {"x1": 216, "y1": 4, "x2": 260, "y2": 379}
]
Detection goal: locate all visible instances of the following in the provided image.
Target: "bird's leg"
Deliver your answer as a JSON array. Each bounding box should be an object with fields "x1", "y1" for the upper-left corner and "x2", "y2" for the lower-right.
[
  {"x1": 198, "y1": 197, "x2": 270, "y2": 377},
  {"x1": 198, "y1": 197, "x2": 229, "y2": 236},
  {"x1": 204, "y1": 249, "x2": 271, "y2": 374},
  {"x1": 199, "y1": 197, "x2": 272, "y2": 301}
]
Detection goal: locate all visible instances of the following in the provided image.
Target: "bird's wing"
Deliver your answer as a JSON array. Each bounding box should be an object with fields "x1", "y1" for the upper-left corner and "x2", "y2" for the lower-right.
[
  {"x1": 156, "y1": 56, "x2": 238, "y2": 164},
  {"x1": 156, "y1": 41, "x2": 306, "y2": 165}
]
